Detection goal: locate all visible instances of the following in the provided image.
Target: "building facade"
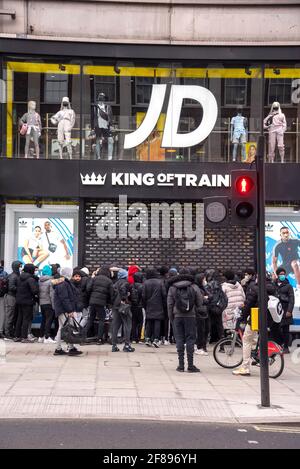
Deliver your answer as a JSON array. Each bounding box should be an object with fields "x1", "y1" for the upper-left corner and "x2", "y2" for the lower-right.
[{"x1": 0, "y1": 0, "x2": 300, "y2": 275}]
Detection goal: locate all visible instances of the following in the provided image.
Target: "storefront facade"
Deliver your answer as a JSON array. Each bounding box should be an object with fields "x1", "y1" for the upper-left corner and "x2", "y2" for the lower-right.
[{"x1": 1, "y1": 38, "x2": 300, "y2": 274}]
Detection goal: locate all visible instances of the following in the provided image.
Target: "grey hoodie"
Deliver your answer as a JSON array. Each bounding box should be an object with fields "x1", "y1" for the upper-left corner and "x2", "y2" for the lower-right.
[{"x1": 39, "y1": 275, "x2": 54, "y2": 306}]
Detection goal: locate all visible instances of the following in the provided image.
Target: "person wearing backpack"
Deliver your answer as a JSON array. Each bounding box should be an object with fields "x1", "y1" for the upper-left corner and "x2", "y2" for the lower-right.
[
  {"x1": 275, "y1": 267, "x2": 294, "y2": 353},
  {"x1": 142, "y1": 268, "x2": 167, "y2": 348},
  {"x1": 233, "y1": 274, "x2": 276, "y2": 376},
  {"x1": 167, "y1": 268, "x2": 203, "y2": 373},
  {"x1": 206, "y1": 269, "x2": 228, "y2": 343},
  {"x1": 15, "y1": 263, "x2": 39, "y2": 343},
  {"x1": 0, "y1": 261, "x2": 8, "y2": 339},
  {"x1": 112, "y1": 269, "x2": 135, "y2": 352}
]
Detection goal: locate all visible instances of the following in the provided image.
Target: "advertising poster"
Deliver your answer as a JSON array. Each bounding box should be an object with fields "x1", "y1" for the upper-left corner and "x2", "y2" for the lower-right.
[
  {"x1": 17, "y1": 217, "x2": 74, "y2": 271},
  {"x1": 265, "y1": 218, "x2": 300, "y2": 331},
  {"x1": 242, "y1": 142, "x2": 257, "y2": 163}
]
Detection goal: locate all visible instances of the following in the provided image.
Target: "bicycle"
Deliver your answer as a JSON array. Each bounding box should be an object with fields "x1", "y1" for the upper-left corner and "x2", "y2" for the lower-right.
[{"x1": 213, "y1": 310, "x2": 285, "y2": 379}]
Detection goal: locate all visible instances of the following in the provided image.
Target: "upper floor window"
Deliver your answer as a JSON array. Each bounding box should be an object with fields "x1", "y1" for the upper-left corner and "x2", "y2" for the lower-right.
[
  {"x1": 224, "y1": 78, "x2": 247, "y2": 106},
  {"x1": 94, "y1": 75, "x2": 116, "y2": 104},
  {"x1": 268, "y1": 78, "x2": 293, "y2": 105},
  {"x1": 44, "y1": 74, "x2": 68, "y2": 103}
]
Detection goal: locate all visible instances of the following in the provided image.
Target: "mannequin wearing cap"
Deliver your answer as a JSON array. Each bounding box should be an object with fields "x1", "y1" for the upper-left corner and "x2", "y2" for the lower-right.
[
  {"x1": 264, "y1": 101, "x2": 287, "y2": 163},
  {"x1": 230, "y1": 107, "x2": 248, "y2": 162},
  {"x1": 51, "y1": 97, "x2": 76, "y2": 159},
  {"x1": 92, "y1": 92, "x2": 113, "y2": 160},
  {"x1": 20, "y1": 101, "x2": 42, "y2": 159}
]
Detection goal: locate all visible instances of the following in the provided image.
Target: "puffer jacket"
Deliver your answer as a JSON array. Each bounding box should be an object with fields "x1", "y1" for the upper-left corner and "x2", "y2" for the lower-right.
[
  {"x1": 142, "y1": 269, "x2": 167, "y2": 320},
  {"x1": 80, "y1": 272, "x2": 90, "y2": 309},
  {"x1": 87, "y1": 273, "x2": 115, "y2": 307},
  {"x1": 276, "y1": 279, "x2": 294, "y2": 326},
  {"x1": 39, "y1": 275, "x2": 53, "y2": 306},
  {"x1": 16, "y1": 272, "x2": 39, "y2": 305},
  {"x1": 241, "y1": 280, "x2": 276, "y2": 326},
  {"x1": 222, "y1": 281, "x2": 245, "y2": 329},
  {"x1": 53, "y1": 277, "x2": 78, "y2": 317},
  {"x1": 167, "y1": 274, "x2": 203, "y2": 321},
  {"x1": 7, "y1": 261, "x2": 22, "y2": 297}
]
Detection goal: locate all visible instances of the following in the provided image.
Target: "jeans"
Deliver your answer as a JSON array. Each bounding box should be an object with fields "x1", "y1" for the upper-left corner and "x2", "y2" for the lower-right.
[
  {"x1": 131, "y1": 306, "x2": 143, "y2": 342},
  {"x1": 40, "y1": 304, "x2": 54, "y2": 339},
  {"x1": 145, "y1": 319, "x2": 161, "y2": 342},
  {"x1": 112, "y1": 306, "x2": 132, "y2": 346},
  {"x1": 196, "y1": 316, "x2": 211, "y2": 350},
  {"x1": 88, "y1": 305, "x2": 106, "y2": 340},
  {"x1": 4, "y1": 294, "x2": 16, "y2": 337},
  {"x1": 15, "y1": 305, "x2": 34, "y2": 339},
  {"x1": 173, "y1": 316, "x2": 196, "y2": 367}
]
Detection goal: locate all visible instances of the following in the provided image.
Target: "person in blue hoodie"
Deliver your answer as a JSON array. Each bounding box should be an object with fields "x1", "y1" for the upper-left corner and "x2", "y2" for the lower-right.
[{"x1": 111, "y1": 269, "x2": 135, "y2": 353}]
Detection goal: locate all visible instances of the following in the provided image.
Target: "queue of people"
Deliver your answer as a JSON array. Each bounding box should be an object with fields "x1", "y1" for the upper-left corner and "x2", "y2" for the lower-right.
[{"x1": 0, "y1": 260, "x2": 295, "y2": 372}]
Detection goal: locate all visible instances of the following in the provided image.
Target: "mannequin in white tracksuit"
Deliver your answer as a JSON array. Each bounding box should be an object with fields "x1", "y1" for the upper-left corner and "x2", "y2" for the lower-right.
[
  {"x1": 51, "y1": 97, "x2": 76, "y2": 159},
  {"x1": 264, "y1": 101, "x2": 287, "y2": 163}
]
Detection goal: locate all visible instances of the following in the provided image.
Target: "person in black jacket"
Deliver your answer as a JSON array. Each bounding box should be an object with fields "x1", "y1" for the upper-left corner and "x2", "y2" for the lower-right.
[
  {"x1": 142, "y1": 268, "x2": 167, "y2": 348},
  {"x1": 53, "y1": 267, "x2": 83, "y2": 356},
  {"x1": 14, "y1": 263, "x2": 39, "y2": 343},
  {"x1": 275, "y1": 267, "x2": 295, "y2": 353},
  {"x1": 3, "y1": 260, "x2": 22, "y2": 339},
  {"x1": 233, "y1": 276, "x2": 276, "y2": 376},
  {"x1": 112, "y1": 269, "x2": 135, "y2": 352},
  {"x1": 86, "y1": 265, "x2": 115, "y2": 344},
  {"x1": 130, "y1": 271, "x2": 144, "y2": 343}
]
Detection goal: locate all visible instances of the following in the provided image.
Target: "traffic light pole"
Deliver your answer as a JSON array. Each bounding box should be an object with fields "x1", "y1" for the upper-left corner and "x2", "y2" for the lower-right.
[{"x1": 256, "y1": 135, "x2": 270, "y2": 407}]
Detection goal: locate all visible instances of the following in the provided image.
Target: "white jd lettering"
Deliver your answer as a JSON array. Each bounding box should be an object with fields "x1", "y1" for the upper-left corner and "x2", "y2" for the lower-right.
[{"x1": 124, "y1": 85, "x2": 218, "y2": 149}]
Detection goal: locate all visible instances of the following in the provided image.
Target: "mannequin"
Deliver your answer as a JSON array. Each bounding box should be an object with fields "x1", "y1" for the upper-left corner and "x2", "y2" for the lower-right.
[
  {"x1": 230, "y1": 107, "x2": 248, "y2": 162},
  {"x1": 51, "y1": 97, "x2": 75, "y2": 159},
  {"x1": 20, "y1": 101, "x2": 41, "y2": 159},
  {"x1": 264, "y1": 101, "x2": 287, "y2": 163},
  {"x1": 92, "y1": 92, "x2": 113, "y2": 160}
]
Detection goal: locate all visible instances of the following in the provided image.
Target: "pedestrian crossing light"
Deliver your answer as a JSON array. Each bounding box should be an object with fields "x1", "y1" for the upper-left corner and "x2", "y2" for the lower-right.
[{"x1": 231, "y1": 170, "x2": 257, "y2": 226}]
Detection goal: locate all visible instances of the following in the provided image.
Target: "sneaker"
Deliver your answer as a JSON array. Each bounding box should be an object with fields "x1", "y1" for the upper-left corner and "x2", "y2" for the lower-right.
[
  {"x1": 13, "y1": 337, "x2": 21, "y2": 342},
  {"x1": 232, "y1": 367, "x2": 250, "y2": 376},
  {"x1": 145, "y1": 339, "x2": 152, "y2": 347},
  {"x1": 4, "y1": 336, "x2": 14, "y2": 341},
  {"x1": 21, "y1": 338, "x2": 35, "y2": 343},
  {"x1": 195, "y1": 348, "x2": 208, "y2": 356},
  {"x1": 112, "y1": 345, "x2": 120, "y2": 352},
  {"x1": 27, "y1": 334, "x2": 37, "y2": 342},
  {"x1": 96, "y1": 339, "x2": 104, "y2": 345},
  {"x1": 38, "y1": 337, "x2": 45, "y2": 343},
  {"x1": 187, "y1": 365, "x2": 200, "y2": 373},
  {"x1": 152, "y1": 340, "x2": 160, "y2": 348},
  {"x1": 283, "y1": 347, "x2": 290, "y2": 354},
  {"x1": 164, "y1": 340, "x2": 170, "y2": 346},
  {"x1": 123, "y1": 344, "x2": 135, "y2": 352},
  {"x1": 68, "y1": 348, "x2": 83, "y2": 356},
  {"x1": 44, "y1": 337, "x2": 56, "y2": 344},
  {"x1": 54, "y1": 348, "x2": 67, "y2": 356},
  {"x1": 176, "y1": 366, "x2": 185, "y2": 372}
]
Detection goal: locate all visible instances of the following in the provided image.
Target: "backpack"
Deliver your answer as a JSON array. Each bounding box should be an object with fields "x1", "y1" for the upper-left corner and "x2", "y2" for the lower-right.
[
  {"x1": 175, "y1": 284, "x2": 195, "y2": 313},
  {"x1": 130, "y1": 283, "x2": 142, "y2": 307},
  {"x1": 268, "y1": 295, "x2": 284, "y2": 323},
  {"x1": 208, "y1": 283, "x2": 228, "y2": 315},
  {"x1": 0, "y1": 277, "x2": 8, "y2": 297}
]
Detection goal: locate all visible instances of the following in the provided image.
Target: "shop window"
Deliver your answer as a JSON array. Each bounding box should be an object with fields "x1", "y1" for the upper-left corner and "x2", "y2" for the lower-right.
[
  {"x1": 136, "y1": 77, "x2": 155, "y2": 105},
  {"x1": 44, "y1": 74, "x2": 68, "y2": 103},
  {"x1": 94, "y1": 76, "x2": 116, "y2": 104},
  {"x1": 268, "y1": 78, "x2": 293, "y2": 105},
  {"x1": 224, "y1": 78, "x2": 247, "y2": 106}
]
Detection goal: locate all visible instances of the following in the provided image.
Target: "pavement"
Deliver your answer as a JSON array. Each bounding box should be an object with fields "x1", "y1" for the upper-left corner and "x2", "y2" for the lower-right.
[{"x1": 0, "y1": 340, "x2": 300, "y2": 424}]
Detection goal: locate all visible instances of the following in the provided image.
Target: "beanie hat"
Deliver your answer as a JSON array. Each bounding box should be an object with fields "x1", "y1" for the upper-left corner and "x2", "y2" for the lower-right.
[
  {"x1": 23, "y1": 263, "x2": 36, "y2": 275},
  {"x1": 73, "y1": 269, "x2": 83, "y2": 277},
  {"x1": 168, "y1": 267, "x2": 178, "y2": 275},
  {"x1": 42, "y1": 265, "x2": 52, "y2": 277},
  {"x1": 118, "y1": 269, "x2": 128, "y2": 280},
  {"x1": 81, "y1": 267, "x2": 90, "y2": 276},
  {"x1": 60, "y1": 267, "x2": 73, "y2": 280}
]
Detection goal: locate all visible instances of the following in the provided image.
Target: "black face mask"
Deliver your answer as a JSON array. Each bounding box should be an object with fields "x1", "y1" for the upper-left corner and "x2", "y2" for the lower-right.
[
  {"x1": 273, "y1": 107, "x2": 279, "y2": 111},
  {"x1": 63, "y1": 102, "x2": 69, "y2": 107}
]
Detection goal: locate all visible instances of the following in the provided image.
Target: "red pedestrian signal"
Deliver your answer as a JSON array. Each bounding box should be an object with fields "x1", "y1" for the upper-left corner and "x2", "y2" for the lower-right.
[{"x1": 231, "y1": 170, "x2": 257, "y2": 226}]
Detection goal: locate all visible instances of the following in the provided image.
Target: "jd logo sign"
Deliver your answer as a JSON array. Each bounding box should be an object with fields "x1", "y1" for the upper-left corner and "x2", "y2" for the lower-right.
[{"x1": 124, "y1": 85, "x2": 218, "y2": 149}]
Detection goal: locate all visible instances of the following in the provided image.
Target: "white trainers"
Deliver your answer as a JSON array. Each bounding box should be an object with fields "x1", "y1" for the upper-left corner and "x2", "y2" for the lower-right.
[
  {"x1": 38, "y1": 337, "x2": 44, "y2": 343},
  {"x1": 44, "y1": 337, "x2": 57, "y2": 344},
  {"x1": 232, "y1": 367, "x2": 251, "y2": 376},
  {"x1": 195, "y1": 349, "x2": 208, "y2": 356}
]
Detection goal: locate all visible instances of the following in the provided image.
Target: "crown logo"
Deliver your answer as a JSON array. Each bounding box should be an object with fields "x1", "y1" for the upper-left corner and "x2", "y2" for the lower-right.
[{"x1": 80, "y1": 173, "x2": 107, "y2": 185}]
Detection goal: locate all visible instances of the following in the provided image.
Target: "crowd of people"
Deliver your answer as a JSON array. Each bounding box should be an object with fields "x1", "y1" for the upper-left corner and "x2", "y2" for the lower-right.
[{"x1": 0, "y1": 260, "x2": 295, "y2": 374}]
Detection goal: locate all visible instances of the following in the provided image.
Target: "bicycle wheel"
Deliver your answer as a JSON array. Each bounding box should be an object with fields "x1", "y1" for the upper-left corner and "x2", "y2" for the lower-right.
[
  {"x1": 268, "y1": 353, "x2": 285, "y2": 379},
  {"x1": 213, "y1": 337, "x2": 243, "y2": 369}
]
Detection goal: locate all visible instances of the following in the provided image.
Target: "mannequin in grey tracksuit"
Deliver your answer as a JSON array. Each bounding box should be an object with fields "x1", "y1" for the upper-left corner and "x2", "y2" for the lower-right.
[
  {"x1": 51, "y1": 97, "x2": 76, "y2": 159},
  {"x1": 264, "y1": 101, "x2": 287, "y2": 163}
]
